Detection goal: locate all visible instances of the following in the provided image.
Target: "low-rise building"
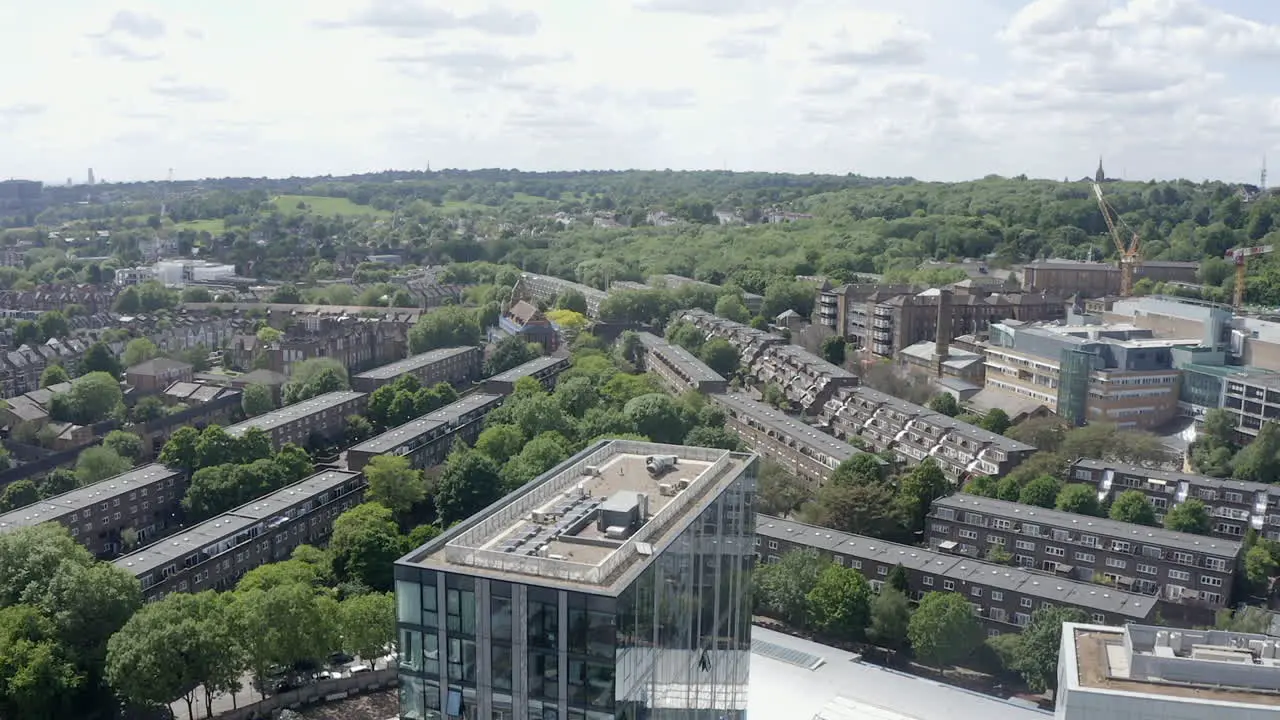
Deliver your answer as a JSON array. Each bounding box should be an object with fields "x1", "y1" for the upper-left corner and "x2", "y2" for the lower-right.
[
  {"x1": 0, "y1": 464, "x2": 186, "y2": 556},
  {"x1": 710, "y1": 392, "x2": 870, "y2": 489},
  {"x1": 350, "y1": 346, "x2": 481, "y2": 393},
  {"x1": 223, "y1": 390, "x2": 367, "y2": 448},
  {"x1": 513, "y1": 272, "x2": 608, "y2": 318},
  {"x1": 1022, "y1": 259, "x2": 1199, "y2": 297},
  {"x1": 1069, "y1": 459, "x2": 1280, "y2": 542},
  {"x1": 115, "y1": 469, "x2": 366, "y2": 602},
  {"x1": 1057, "y1": 622, "x2": 1280, "y2": 720},
  {"x1": 346, "y1": 393, "x2": 504, "y2": 472},
  {"x1": 634, "y1": 332, "x2": 727, "y2": 394},
  {"x1": 758, "y1": 515, "x2": 1157, "y2": 633},
  {"x1": 926, "y1": 495, "x2": 1241, "y2": 612},
  {"x1": 491, "y1": 301, "x2": 561, "y2": 353},
  {"x1": 821, "y1": 386, "x2": 1035, "y2": 482},
  {"x1": 126, "y1": 357, "x2": 195, "y2": 394},
  {"x1": 480, "y1": 355, "x2": 571, "y2": 395}
]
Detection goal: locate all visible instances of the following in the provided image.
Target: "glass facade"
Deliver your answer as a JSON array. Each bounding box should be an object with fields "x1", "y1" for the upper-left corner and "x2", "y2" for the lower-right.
[
  {"x1": 1057, "y1": 348, "x2": 1093, "y2": 426},
  {"x1": 395, "y1": 457, "x2": 757, "y2": 720}
]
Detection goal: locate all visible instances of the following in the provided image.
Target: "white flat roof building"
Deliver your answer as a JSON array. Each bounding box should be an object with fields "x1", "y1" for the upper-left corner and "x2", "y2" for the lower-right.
[{"x1": 1058, "y1": 622, "x2": 1280, "y2": 720}]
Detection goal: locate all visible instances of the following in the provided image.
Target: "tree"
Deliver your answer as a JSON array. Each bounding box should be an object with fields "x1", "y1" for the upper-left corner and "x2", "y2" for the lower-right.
[
  {"x1": 886, "y1": 564, "x2": 909, "y2": 594},
  {"x1": 0, "y1": 479, "x2": 38, "y2": 511},
  {"x1": 754, "y1": 550, "x2": 825, "y2": 626},
  {"x1": 241, "y1": 383, "x2": 275, "y2": 416},
  {"x1": 894, "y1": 458, "x2": 950, "y2": 533},
  {"x1": 907, "y1": 592, "x2": 984, "y2": 667},
  {"x1": 329, "y1": 503, "x2": 405, "y2": 592},
  {"x1": 232, "y1": 584, "x2": 337, "y2": 699},
  {"x1": 813, "y1": 481, "x2": 902, "y2": 539},
  {"x1": 39, "y1": 364, "x2": 69, "y2": 388},
  {"x1": 1055, "y1": 484, "x2": 1103, "y2": 516},
  {"x1": 37, "y1": 311, "x2": 69, "y2": 341},
  {"x1": 980, "y1": 408, "x2": 1011, "y2": 434},
  {"x1": 869, "y1": 588, "x2": 912, "y2": 650},
  {"x1": 158, "y1": 426, "x2": 201, "y2": 472},
  {"x1": 963, "y1": 474, "x2": 998, "y2": 498},
  {"x1": 0, "y1": 605, "x2": 81, "y2": 720},
  {"x1": 713, "y1": 294, "x2": 750, "y2": 323},
  {"x1": 683, "y1": 424, "x2": 740, "y2": 451},
  {"x1": 130, "y1": 395, "x2": 166, "y2": 423},
  {"x1": 1109, "y1": 490, "x2": 1157, "y2": 526},
  {"x1": 698, "y1": 338, "x2": 740, "y2": 377},
  {"x1": 408, "y1": 305, "x2": 481, "y2": 353},
  {"x1": 114, "y1": 286, "x2": 141, "y2": 314},
  {"x1": 556, "y1": 289, "x2": 589, "y2": 315},
  {"x1": 103, "y1": 430, "x2": 143, "y2": 462},
  {"x1": 756, "y1": 461, "x2": 809, "y2": 517},
  {"x1": 806, "y1": 564, "x2": 872, "y2": 638},
  {"x1": 36, "y1": 469, "x2": 76, "y2": 498},
  {"x1": 623, "y1": 393, "x2": 686, "y2": 444},
  {"x1": 282, "y1": 357, "x2": 349, "y2": 404},
  {"x1": 829, "y1": 454, "x2": 884, "y2": 486},
  {"x1": 1017, "y1": 475, "x2": 1061, "y2": 509},
  {"x1": 928, "y1": 393, "x2": 959, "y2": 417},
  {"x1": 1233, "y1": 421, "x2": 1280, "y2": 483},
  {"x1": 436, "y1": 449, "x2": 503, "y2": 526},
  {"x1": 1244, "y1": 543, "x2": 1278, "y2": 591},
  {"x1": 49, "y1": 371, "x2": 124, "y2": 424},
  {"x1": 122, "y1": 338, "x2": 160, "y2": 368},
  {"x1": 1163, "y1": 499, "x2": 1211, "y2": 535},
  {"x1": 484, "y1": 335, "x2": 541, "y2": 377},
  {"x1": 502, "y1": 432, "x2": 571, "y2": 489},
  {"x1": 1009, "y1": 607, "x2": 1087, "y2": 691},
  {"x1": 337, "y1": 592, "x2": 395, "y2": 661},
  {"x1": 819, "y1": 335, "x2": 847, "y2": 366},
  {"x1": 79, "y1": 342, "x2": 121, "y2": 378},
  {"x1": 475, "y1": 424, "x2": 526, "y2": 465},
  {"x1": 365, "y1": 454, "x2": 426, "y2": 518},
  {"x1": 1005, "y1": 416, "x2": 1066, "y2": 452},
  {"x1": 74, "y1": 446, "x2": 130, "y2": 485}
]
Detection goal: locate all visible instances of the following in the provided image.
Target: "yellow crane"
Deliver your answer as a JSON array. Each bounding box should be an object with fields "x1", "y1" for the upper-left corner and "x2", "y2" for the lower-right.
[
  {"x1": 1092, "y1": 181, "x2": 1142, "y2": 297},
  {"x1": 1226, "y1": 244, "x2": 1275, "y2": 310}
]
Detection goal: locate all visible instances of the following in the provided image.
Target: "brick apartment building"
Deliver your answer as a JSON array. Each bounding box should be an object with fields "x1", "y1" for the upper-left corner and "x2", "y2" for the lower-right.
[
  {"x1": 126, "y1": 358, "x2": 195, "y2": 393},
  {"x1": 634, "y1": 332, "x2": 727, "y2": 394},
  {"x1": 346, "y1": 393, "x2": 504, "y2": 472},
  {"x1": 926, "y1": 495, "x2": 1241, "y2": 612},
  {"x1": 350, "y1": 346, "x2": 482, "y2": 393},
  {"x1": 758, "y1": 515, "x2": 1157, "y2": 633},
  {"x1": 115, "y1": 469, "x2": 366, "y2": 602},
  {"x1": 223, "y1": 390, "x2": 367, "y2": 449},
  {"x1": 0, "y1": 464, "x2": 186, "y2": 556},
  {"x1": 513, "y1": 272, "x2": 608, "y2": 318},
  {"x1": 1021, "y1": 259, "x2": 1199, "y2": 297},
  {"x1": 492, "y1": 301, "x2": 561, "y2": 353},
  {"x1": 480, "y1": 355, "x2": 571, "y2": 395}
]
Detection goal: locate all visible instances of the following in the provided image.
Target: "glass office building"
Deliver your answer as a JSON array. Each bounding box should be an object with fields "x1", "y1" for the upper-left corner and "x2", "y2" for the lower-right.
[{"x1": 395, "y1": 439, "x2": 758, "y2": 720}]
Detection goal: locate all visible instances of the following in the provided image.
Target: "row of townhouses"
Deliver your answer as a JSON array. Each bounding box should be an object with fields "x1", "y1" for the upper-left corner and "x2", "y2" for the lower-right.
[
  {"x1": 634, "y1": 332, "x2": 727, "y2": 394},
  {"x1": 347, "y1": 393, "x2": 504, "y2": 472},
  {"x1": 350, "y1": 346, "x2": 482, "y2": 393}
]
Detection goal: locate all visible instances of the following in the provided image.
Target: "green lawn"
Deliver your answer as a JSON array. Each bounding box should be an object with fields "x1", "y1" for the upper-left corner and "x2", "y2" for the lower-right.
[
  {"x1": 173, "y1": 218, "x2": 226, "y2": 234},
  {"x1": 272, "y1": 195, "x2": 391, "y2": 218}
]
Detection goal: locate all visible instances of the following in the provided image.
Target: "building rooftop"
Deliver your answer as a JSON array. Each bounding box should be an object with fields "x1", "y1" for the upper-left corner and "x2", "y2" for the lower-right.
[
  {"x1": 224, "y1": 390, "x2": 366, "y2": 437},
  {"x1": 228, "y1": 469, "x2": 361, "y2": 519},
  {"x1": 1065, "y1": 622, "x2": 1280, "y2": 708},
  {"x1": 0, "y1": 464, "x2": 182, "y2": 532},
  {"x1": 932, "y1": 495, "x2": 1242, "y2": 558},
  {"x1": 759, "y1": 515, "x2": 1156, "y2": 620},
  {"x1": 352, "y1": 346, "x2": 477, "y2": 381},
  {"x1": 350, "y1": 415, "x2": 447, "y2": 456},
  {"x1": 899, "y1": 341, "x2": 984, "y2": 370},
  {"x1": 402, "y1": 439, "x2": 755, "y2": 592},
  {"x1": 711, "y1": 392, "x2": 868, "y2": 464},
  {"x1": 127, "y1": 357, "x2": 193, "y2": 376},
  {"x1": 834, "y1": 386, "x2": 1035, "y2": 453},
  {"x1": 424, "y1": 392, "x2": 504, "y2": 425},
  {"x1": 636, "y1": 333, "x2": 725, "y2": 384},
  {"x1": 486, "y1": 355, "x2": 566, "y2": 383},
  {"x1": 1072, "y1": 458, "x2": 1280, "y2": 498}
]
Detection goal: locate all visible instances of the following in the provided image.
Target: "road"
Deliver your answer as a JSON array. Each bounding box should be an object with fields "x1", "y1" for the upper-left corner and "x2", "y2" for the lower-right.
[{"x1": 169, "y1": 656, "x2": 394, "y2": 720}]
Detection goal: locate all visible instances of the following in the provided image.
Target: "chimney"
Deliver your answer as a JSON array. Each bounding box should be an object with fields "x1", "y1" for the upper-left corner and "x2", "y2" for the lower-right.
[{"x1": 934, "y1": 289, "x2": 953, "y2": 377}]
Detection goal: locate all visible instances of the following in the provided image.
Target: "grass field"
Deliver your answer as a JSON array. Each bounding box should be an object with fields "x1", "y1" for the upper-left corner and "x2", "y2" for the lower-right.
[
  {"x1": 272, "y1": 195, "x2": 391, "y2": 217},
  {"x1": 173, "y1": 218, "x2": 226, "y2": 234}
]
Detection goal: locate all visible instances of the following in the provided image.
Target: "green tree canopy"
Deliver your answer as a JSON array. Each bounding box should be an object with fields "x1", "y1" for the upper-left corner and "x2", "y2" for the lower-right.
[
  {"x1": 907, "y1": 592, "x2": 984, "y2": 667},
  {"x1": 1109, "y1": 490, "x2": 1158, "y2": 526}
]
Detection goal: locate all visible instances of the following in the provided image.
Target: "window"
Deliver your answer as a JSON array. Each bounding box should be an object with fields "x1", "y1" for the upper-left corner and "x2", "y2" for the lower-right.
[
  {"x1": 850, "y1": 559, "x2": 862, "y2": 570},
  {"x1": 922, "y1": 576, "x2": 934, "y2": 587},
  {"x1": 876, "y1": 566, "x2": 888, "y2": 576},
  {"x1": 1200, "y1": 576, "x2": 1223, "y2": 587},
  {"x1": 768, "y1": 540, "x2": 778, "y2": 550},
  {"x1": 1080, "y1": 534, "x2": 1098, "y2": 547},
  {"x1": 943, "y1": 580, "x2": 955, "y2": 591},
  {"x1": 1168, "y1": 569, "x2": 1191, "y2": 582},
  {"x1": 1091, "y1": 613, "x2": 1106, "y2": 623},
  {"x1": 1172, "y1": 551, "x2": 1193, "y2": 565},
  {"x1": 1137, "y1": 563, "x2": 1157, "y2": 575},
  {"x1": 1111, "y1": 541, "x2": 1131, "y2": 553},
  {"x1": 987, "y1": 535, "x2": 1006, "y2": 546},
  {"x1": 1014, "y1": 613, "x2": 1031, "y2": 626},
  {"x1": 1020, "y1": 598, "x2": 1032, "y2": 609},
  {"x1": 958, "y1": 529, "x2": 978, "y2": 540},
  {"x1": 970, "y1": 587, "x2": 983, "y2": 598},
  {"x1": 1074, "y1": 552, "x2": 1095, "y2": 563},
  {"x1": 1022, "y1": 524, "x2": 1039, "y2": 537},
  {"x1": 1204, "y1": 557, "x2": 1227, "y2": 572},
  {"x1": 931, "y1": 523, "x2": 951, "y2": 534},
  {"x1": 1015, "y1": 540, "x2": 1035, "y2": 551},
  {"x1": 1045, "y1": 546, "x2": 1065, "y2": 558},
  {"x1": 1105, "y1": 558, "x2": 1127, "y2": 569}
]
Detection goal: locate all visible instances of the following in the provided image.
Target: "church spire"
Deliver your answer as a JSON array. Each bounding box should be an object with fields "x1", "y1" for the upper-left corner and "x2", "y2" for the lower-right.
[{"x1": 1095, "y1": 156, "x2": 1105, "y2": 183}]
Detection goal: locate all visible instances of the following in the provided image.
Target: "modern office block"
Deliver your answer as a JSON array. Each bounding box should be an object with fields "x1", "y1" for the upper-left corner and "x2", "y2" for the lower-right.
[
  {"x1": 395, "y1": 439, "x2": 758, "y2": 720},
  {"x1": 347, "y1": 393, "x2": 504, "y2": 472},
  {"x1": 351, "y1": 346, "x2": 482, "y2": 393}
]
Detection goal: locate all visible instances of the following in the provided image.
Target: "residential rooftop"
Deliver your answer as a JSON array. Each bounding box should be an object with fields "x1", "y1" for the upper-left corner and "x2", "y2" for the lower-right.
[
  {"x1": 224, "y1": 390, "x2": 366, "y2": 437},
  {"x1": 833, "y1": 386, "x2": 1035, "y2": 453},
  {"x1": 403, "y1": 439, "x2": 755, "y2": 592},
  {"x1": 351, "y1": 346, "x2": 478, "y2": 381},
  {"x1": 113, "y1": 469, "x2": 361, "y2": 577},
  {"x1": 0, "y1": 464, "x2": 183, "y2": 532},
  {"x1": 759, "y1": 515, "x2": 1156, "y2": 620},
  {"x1": 932, "y1": 495, "x2": 1243, "y2": 558},
  {"x1": 1072, "y1": 458, "x2": 1280, "y2": 498},
  {"x1": 1065, "y1": 622, "x2": 1280, "y2": 708},
  {"x1": 711, "y1": 392, "x2": 868, "y2": 464},
  {"x1": 349, "y1": 416, "x2": 447, "y2": 456},
  {"x1": 423, "y1": 392, "x2": 504, "y2": 425},
  {"x1": 486, "y1": 355, "x2": 566, "y2": 383},
  {"x1": 636, "y1": 332, "x2": 725, "y2": 384}
]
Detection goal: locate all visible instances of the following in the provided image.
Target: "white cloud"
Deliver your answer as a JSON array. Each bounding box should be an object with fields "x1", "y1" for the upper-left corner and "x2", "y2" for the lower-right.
[{"x1": 2, "y1": 0, "x2": 1279, "y2": 183}]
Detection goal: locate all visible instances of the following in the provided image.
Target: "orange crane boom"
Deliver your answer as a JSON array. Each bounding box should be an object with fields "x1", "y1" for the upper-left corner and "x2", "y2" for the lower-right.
[
  {"x1": 1226, "y1": 245, "x2": 1274, "y2": 310},
  {"x1": 1092, "y1": 182, "x2": 1142, "y2": 297}
]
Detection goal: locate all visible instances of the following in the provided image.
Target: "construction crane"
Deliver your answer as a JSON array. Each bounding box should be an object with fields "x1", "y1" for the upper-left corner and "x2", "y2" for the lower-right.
[
  {"x1": 1093, "y1": 181, "x2": 1143, "y2": 297},
  {"x1": 1226, "y1": 245, "x2": 1274, "y2": 310}
]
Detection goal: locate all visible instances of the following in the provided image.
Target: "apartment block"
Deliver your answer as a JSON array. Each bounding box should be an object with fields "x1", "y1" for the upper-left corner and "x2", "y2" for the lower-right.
[
  {"x1": 926, "y1": 495, "x2": 1241, "y2": 611},
  {"x1": 480, "y1": 355, "x2": 571, "y2": 395},
  {"x1": 115, "y1": 469, "x2": 366, "y2": 602},
  {"x1": 350, "y1": 346, "x2": 482, "y2": 393},
  {"x1": 1057, "y1": 622, "x2": 1280, "y2": 720},
  {"x1": 1021, "y1": 259, "x2": 1199, "y2": 297},
  {"x1": 395, "y1": 440, "x2": 756, "y2": 720},
  {"x1": 1069, "y1": 459, "x2": 1280, "y2": 542},
  {"x1": 347, "y1": 393, "x2": 504, "y2": 473},
  {"x1": 513, "y1": 272, "x2": 608, "y2": 318},
  {"x1": 821, "y1": 386, "x2": 1034, "y2": 482},
  {"x1": 758, "y1": 515, "x2": 1157, "y2": 633},
  {"x1": 678, "y1": 309, "x2": 856, "y2": 413},
  {"x1": 985, "y1": 320, "x2": 1188, "y2": 429},
  {"x1": 634, "y1": 332, "x2": 727, "y2": 394},
  {"x1": 709, "y1": 392, "x2": 874, "y2": 489},
  {"x1": 0, "y1": 464, "x2": 186, "y2": 556},
  {"x1": 223, "y1": 390, "x2": 367, "y2": 448}
]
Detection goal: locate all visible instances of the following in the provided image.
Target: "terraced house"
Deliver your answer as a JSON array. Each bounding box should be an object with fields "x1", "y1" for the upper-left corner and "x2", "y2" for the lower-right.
[
  {"x1": 820, "y1": 386, "x2": 1034, "y2": 482},
  {"x1": 925, "y1": 495, "x2": 1242, "y2": 613},
  {"x1": 758, "y1": 515, "x2": 1157, "y2": 633},
  {"x1": 1069, "y1": 459, "x2": 1280, "y2": 542}
]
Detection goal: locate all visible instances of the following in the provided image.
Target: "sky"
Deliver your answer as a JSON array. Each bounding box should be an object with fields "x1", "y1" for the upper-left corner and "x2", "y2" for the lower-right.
[{"x1": 3, "y1": 0, "x2": 1280, "y2": 184}]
